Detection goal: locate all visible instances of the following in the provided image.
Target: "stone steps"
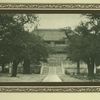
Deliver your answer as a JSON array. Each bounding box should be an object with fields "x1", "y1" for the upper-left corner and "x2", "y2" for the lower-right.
[
  {"x1": 41, "y1": 67, "x2": 49, "y2": 75},
  {"x1": 56, "y1": 67, "x2": 64, "y2": 75}
]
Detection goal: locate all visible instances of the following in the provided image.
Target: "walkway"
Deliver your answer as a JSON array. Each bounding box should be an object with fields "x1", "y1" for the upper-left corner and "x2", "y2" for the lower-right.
[{"x1": 42, "y1": 67, "x2": 62, "y2": 82}]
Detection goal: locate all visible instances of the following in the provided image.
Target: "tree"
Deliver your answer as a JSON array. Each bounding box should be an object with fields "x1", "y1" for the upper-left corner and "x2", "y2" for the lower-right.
[
  {"x1": 22, "y1": 33, "x2": 49, "y2": 74},
  {"x1": 65, "y1": 15, "x2": 100, "y2": 79},
  {"x1": 0, "y1": 14, "x2": 39, "y2": 76},
  {"x1": 83, "y1": 14, "x2": 100, "y2": 78},
  {"x1": 64, "y1": 27, "x2": 81, "y2": 74},
  {"x1": 0, "y1": 13, "x2": 50, "y2": 76}
]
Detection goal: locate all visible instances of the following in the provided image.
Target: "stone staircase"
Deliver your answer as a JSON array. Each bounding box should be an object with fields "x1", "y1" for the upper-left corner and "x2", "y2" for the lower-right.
[
  {"x1": 41, "y1": 65, "x2": 64, "y2": 75},
  {"x1": 41, "y1": 66, "x2": 49, "y2": 75},
  {"x1": 56, "y1": 66, "x2": 64, "y2": 75},
  {"x1": 41, "y1": 54, "x2": 66, "y2": 75}
]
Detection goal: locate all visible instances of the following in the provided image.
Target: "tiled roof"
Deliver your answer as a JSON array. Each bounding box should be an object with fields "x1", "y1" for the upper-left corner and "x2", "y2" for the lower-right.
[{"x1": 34, "y1": 29, "x2": 67, "y2": 41}]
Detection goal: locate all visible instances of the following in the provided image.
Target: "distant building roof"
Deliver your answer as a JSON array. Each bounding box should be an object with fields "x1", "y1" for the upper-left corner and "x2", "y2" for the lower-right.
[{"x1": 34, "y1": 29, "x2": 67, "y2": 41}]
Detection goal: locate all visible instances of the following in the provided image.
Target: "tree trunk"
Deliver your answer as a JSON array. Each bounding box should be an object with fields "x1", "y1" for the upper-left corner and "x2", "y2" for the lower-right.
[
  {"x1": 11, "y1": 60, "x2": 19, "y2": 77},
  {"x1": 23, "y1": 58, "x2": 31, "y2": 74},
  {"x1": 77, "y1": 61, "x2": 80, "y2": 74},
  {"x1": 87, "y1": 58, "x2": 95, "y2": 79},
  {"x1": 1, "y1": 63, "x2": 5, "y2": 73}
]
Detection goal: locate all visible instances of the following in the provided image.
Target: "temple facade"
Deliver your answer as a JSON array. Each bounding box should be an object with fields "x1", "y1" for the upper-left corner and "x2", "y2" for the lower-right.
[
  {"x1": 34, "y1": 29, "x2": 67, "y2": 74},
  {"x1": 34, "y1": 29, "x2": 67, "y2": 53}
]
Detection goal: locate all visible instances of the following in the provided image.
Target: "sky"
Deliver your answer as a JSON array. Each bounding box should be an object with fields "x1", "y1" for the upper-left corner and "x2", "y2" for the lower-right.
[{"x1": 37, "y1": 14, "x2": 87, "y2": 29}]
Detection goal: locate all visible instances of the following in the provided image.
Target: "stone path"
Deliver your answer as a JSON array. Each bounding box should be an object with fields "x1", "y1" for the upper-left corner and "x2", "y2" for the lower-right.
[
  {"x1": 42, "y1": 67, "x2": 62, "y2": 82},
  {"x1": 43, "y1": 74, "x2": 62, "y2": 82}
]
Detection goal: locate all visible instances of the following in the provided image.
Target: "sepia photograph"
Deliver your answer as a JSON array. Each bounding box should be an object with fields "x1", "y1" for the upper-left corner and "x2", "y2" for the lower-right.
[{"x1": 0, "y1": 12, "x2": 100, "y2": 83}]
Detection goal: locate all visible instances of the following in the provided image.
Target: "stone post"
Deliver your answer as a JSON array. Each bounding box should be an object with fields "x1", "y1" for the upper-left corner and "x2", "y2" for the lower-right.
[
  {"x1": 9, "y1": 66, "x2": 12, "y2": 74},
  {"x1": 61, "y1": 62, "x2": 65, "y2": 74}
]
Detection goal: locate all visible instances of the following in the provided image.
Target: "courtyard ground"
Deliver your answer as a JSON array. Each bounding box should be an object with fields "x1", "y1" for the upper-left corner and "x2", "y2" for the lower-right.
[
  {"x1": 59, "y1": 74, "x2": 90, "y2": 82},
  {"x1": 0, "y1": 73, "x2": 99, "y2": 82},
  {"x1": 59, "y1": 74, "x2": 100, "y2": 82},
  {"x1": 0, "y1": 73, "x2": 46, "y2": 82},
  {"x1": 0, "y1": 73, "x2": 88, "y2": 82}
]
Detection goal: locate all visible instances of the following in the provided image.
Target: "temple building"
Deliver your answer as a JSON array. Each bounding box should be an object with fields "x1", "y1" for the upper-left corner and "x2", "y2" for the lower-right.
[
  {"x1": 34, "y1": 29, "x2": 68, "y2": 74},
  {"x1": 34, "y1": 28, "x2": 67, "y2": 64},
  {"x1": 34, "y1": 29, "x2": 67, "y2": 53}
]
